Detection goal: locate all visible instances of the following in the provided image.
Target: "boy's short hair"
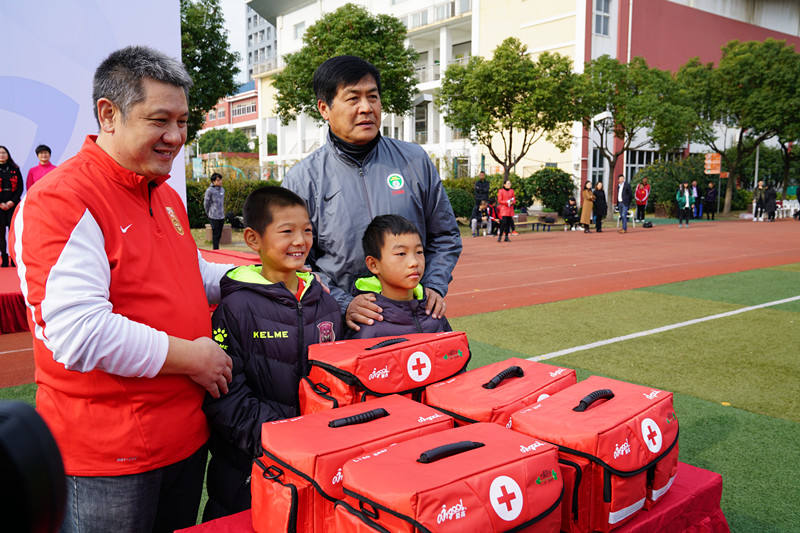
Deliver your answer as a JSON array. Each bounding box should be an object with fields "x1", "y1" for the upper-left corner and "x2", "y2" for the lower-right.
[
  {"x1": 243, "y1": 186, "x2": 308, "y2": 234},
  {"x1": 35, "y1": 144, "x2": 51, "y2": 155},
  {"x1": 210, "y1": 172, "x2": 223, "y2": 182},
  {"x1": 362, "y1": 215, "x2": 422, "y2": 260}
]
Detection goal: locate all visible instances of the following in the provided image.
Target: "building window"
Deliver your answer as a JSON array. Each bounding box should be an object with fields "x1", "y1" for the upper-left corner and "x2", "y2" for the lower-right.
[
  {"x1": 248, "y1": 52, "x2": 252, "y2": 64},
  {"x1": 415, "y1": 103, "x2": 428, "y2": 144},
  {"x1": 591, "y1": 148, "x2": 605, "y2": 184},
  {"x1": 410, "y1": 10, "x2": 428, "y2": 28},
  {"x1": 232, "y1": 102, "x2": 257, "y2": 117},
  {"x1": 594, "y1": 0, "x2": 610, "y2": 36},
  {"x1": 218, "y1": 109, "x2": 225, "y2": 119},
  {"x1": 208, "y1": 110, "x2": 216, "y2": 121},
  {"x1": 266, "y1": 27, "x2": 271, "y2": 40},
  {"x1": 624, "y1": 150, "x2": 680, "y2": 181},
  {"x1": 259, "y1": 30, "x2": 265, "y2": 42},
  {"x1": 294, "y1": 22, "x2": 305, "y2": 39}
]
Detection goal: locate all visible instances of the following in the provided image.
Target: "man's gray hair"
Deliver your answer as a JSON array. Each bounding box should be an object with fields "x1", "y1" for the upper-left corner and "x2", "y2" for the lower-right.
[{"x1": 92, "y1": 45, "x2": 193, "y2": 126}]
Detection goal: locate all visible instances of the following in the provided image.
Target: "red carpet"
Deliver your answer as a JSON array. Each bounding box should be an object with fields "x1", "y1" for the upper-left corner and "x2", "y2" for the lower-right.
[{"x1": 0, "y1": 249, "x2": 258, "y2": 335}]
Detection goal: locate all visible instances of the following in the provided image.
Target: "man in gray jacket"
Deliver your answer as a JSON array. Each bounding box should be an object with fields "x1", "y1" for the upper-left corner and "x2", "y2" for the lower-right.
[
  {"x1": 283, "y1": 55, "x2": 462, "y2": 332},
  {"x1": 204, "y1": 172, "x2": 225, "y2": 249}
]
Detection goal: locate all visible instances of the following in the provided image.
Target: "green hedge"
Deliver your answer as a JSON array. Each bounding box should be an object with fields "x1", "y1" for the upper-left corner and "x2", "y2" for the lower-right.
[
  {"x1": 528, "y1": 167, "x2": 577, "y2": 212},
  {"x1": 186, "y1": 178, "x2": 280, "y2": 228},
  {"x1": 444, "y1": 187, "x2": 474, "y2": 218}
]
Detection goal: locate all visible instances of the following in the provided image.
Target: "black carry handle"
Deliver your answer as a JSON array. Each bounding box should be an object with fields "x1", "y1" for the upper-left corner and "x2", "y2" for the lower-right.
[
  {"x1": 328, "y1": 408, "x2": 389, "y2": 428},
  {"x1": 417, "y1": 441, "x2": 485, "y2": 463},
  {"x1": 572, "y1": 389, "x2": 615, "y2": 412},
  {"x1": 482, "y1": 365, "x2": 524, "y2": 389},
  {"x1": 365, "y1": 338, "x2": 409, "y2": 350}
]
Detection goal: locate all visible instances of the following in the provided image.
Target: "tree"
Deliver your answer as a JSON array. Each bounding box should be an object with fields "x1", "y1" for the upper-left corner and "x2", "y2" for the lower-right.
[
  {"x1": 266, "y1": 133, "x2": 277, "y2": 155},
  {"x1": 198, "y1": 129, "x2": 251, "y2": 153},
  {"x1": 437, "y1": 37, "x2": 577, "y2": 180},
  {"x1": 273, "y1": 3, "x2": 417, "y2": 125},
  {"x1": 677, "y1": 39, "x2": 799, "y2": 213},
  {"x1": 181, "y1": 0, "x2": 240, "y2": 140},
  {"x1": 579, "y1": 55, "x2": 692, "y2": 187},
  {"x1": 528, "y1": 167, "x2": 577, "y2": 212}
]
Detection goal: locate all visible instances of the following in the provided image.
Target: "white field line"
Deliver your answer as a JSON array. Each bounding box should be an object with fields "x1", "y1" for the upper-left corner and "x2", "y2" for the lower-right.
[
  {"x1": 0, "y1": 348, "x2": 32, "y2": 356},
  {"x1": 529, "y1": 295, "x2": 800, "y2": 362}
]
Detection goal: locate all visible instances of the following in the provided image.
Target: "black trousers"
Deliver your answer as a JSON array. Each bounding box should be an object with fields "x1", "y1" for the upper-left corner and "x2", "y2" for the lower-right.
[
  {"x1": 498, "y1": 216, "x2": 513, "y2": 239},
  {"x1": 595, "y1": 216, "x2": 603, "y2": 232},
  {"x1": 678, "y1": 207, "x2": 691, "y2": 224},
  {"x1": 635, "y1": 204, "x2": 646, "y2": 221},
  {"x1": 209, "y1": 218, "x2": 224, "y2": 250}
]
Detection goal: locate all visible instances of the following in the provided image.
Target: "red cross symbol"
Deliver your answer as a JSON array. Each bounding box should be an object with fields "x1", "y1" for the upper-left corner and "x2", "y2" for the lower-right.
[
  {"x1": 645, "y1": 424, "x2": 658, "y2": 446},
  {"x1": 496, "y1": 484, "x2": 517, "y2": 512},
  {"x1": 411, "y1": 357, "x2": 428, "y2": 376}
]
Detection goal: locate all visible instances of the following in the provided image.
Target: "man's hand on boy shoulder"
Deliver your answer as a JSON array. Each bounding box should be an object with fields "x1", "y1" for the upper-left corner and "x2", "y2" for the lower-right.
[
  {"x1": 346, "y1": 293, "x2": 384, "y2": 331},
  {"x1": 346, "y1": 287, "x2": 446, "y2": 331}
]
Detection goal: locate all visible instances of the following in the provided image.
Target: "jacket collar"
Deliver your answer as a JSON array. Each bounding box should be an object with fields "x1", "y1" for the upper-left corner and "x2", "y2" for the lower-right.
[
  {"x1": 81, "y1": 135, "x2": 171, "y2": 190},
  {"x1": 325, "y1": 129, "x2": 382, "y2": 168},
  {"x1": 355, "y1": 275, "x2": 424, "y2": 300}
]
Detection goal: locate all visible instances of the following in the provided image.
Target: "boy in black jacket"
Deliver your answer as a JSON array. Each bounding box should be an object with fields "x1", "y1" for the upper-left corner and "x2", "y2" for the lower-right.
[
  {"x1": 347, "y1": 214, "x2": 451, "y2": 339},
  {"x1": 202, "y1": 186, "x2": 342, "y2": 521}
]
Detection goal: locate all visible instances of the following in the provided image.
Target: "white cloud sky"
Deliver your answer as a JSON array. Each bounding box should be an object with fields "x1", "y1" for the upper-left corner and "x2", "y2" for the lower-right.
[{"x1": 219, "y1": 0, "x2": 248, "y2": 83}]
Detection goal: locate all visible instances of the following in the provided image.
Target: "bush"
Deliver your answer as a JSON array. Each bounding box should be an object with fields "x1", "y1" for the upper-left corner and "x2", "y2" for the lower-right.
[
  {"x1": 528, "y1": 167, "x2": 576, "y2": 212},
  {"x1": 444, "y1": 187, "x2": 474, "y2": 218},
  {"x1": 186, "y1": 178, "x2": 280, "y2": 228}
]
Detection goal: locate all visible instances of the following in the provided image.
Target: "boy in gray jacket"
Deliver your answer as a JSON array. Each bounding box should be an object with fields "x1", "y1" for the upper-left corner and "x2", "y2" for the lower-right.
[{"x1": 204, "y1": 173, "x2": 225, "y2": 249}]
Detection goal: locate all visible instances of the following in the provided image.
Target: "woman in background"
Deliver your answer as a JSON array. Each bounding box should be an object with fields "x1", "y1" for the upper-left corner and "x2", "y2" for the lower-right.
[
  {"x1": 580, "y1": 181, "x2": 594, "y2": 233},
  {"x1": 0, "y1": 145, "x2": 23, "y2": 267},
  {"x1": 593, "y1": 181, "x2": 608, "y2": 233},
  {"x1": 496, "y1": 179, "x2": 516, "y2": 242}
]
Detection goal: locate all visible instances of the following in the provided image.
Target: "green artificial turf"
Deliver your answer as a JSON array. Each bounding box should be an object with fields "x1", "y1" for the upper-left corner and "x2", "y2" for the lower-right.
[{"x1": 0, "y1": 382, "x2": 36, "y2": 406}]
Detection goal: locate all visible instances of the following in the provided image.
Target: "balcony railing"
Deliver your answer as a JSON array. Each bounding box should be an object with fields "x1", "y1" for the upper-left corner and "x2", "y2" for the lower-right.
[
  {"x1": 414, "y1": 64, "x2": 441, "y2": 83},
  {"x1": 403, "y1": 0, "x2": 471, "y2": 30},
  {"x1": 252, "y1": 58, "x2": 278, "y2": 75}
]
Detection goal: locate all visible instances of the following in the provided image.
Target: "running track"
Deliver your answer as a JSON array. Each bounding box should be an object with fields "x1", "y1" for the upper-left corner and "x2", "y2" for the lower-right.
[{"x1": 2, "y1": 219, "x2": 799, "y2": 387}]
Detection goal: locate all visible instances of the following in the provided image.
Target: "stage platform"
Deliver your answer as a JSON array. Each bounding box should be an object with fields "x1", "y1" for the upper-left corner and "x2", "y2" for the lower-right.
[
  {"x1": 0, "y1": 249, "x2": 257, "y2": 334},
  {"x1": 178, "y1": 462, "x2": 729, "y2": 533}
]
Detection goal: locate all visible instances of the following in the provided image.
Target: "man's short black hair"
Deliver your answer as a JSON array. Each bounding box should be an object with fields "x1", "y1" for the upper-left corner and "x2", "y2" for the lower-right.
[
  {"x1": 35, "y1": 145, "x2": 51, "y2": 155},
  {"x1": 243, "y1": 186, "x2": 308, "y2": 234},
  {"x1": 313, "y1": 55, "x2": 382, "y2": 107},
  {"x1": 210, "y1": 172, "x2": 223, "y2": 182},
  {"x1": 362, "y1": 215, "x2": 422, "y2": 260}
]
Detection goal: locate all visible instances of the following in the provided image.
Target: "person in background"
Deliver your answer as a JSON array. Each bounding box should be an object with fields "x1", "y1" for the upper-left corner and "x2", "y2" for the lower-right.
[
  {"x1": 486, "y1": 198, "x2": 500, "y2": 236},
  {"x1": 474, "y1": 171, "x2": 490, "y2": 206},
  {"x1": 204, "y1": 172, "x2": 226, "y2": 249},
  {"x1": 765, "y1": 183, "x2": 777, "y2": 222},
  {"x1": 753, "y1": 180, "x2": 766, "y2": 222},
  {"x1": 634, "y1": 176, "x2": 650, "y2": 222},
  {"x1": 676, "y1": 181, "x2": 694, "y2": 228},
  {"x1": 1, "y1": 145, "x2": 23, "y2": 267},
  {"x1": 616, "y1": 174, "x2": 632, "y2": 234},
  {"x1": 25, "y1": 144, "x2": 58, "y2": 191},
  {"x1": 497, "y1": 179, "x2": 515, "y2": 242},
  {"x1": 561, "y1": 197, "x2": 579, "y2": 231},
  {"x1": 470, "y1": 199, "x2": 488, "y2": 237},
  {"x1": 704, "y1": 181, "x2": 717, "y2": 220},
  {"x1": 691, "y1": 180, "x2": 703, "y2": 219},
  {"x1": 594, "y1": 181, "x2": 608, "y2": 233},
  {"x1": 580, "y1": 181, "x2": 594, "y2": 233}
]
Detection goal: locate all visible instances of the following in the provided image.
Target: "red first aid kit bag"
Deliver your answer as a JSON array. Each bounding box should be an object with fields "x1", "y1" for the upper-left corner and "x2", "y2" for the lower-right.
[
  {"x1": 424, "y1": 358, "x2": 577, "y2": 426},
  {"x1": 251, "y1": 395, "x2": 454, "y2": 532},
  {"x1": 509, "y1": 376, "x2": 679, "y2": 533},
  {"x1": 334, "y1": 422, "x2": 563, "y2": 532},
  {"x1": 299, "y1": 332, "x2": 470, "y2": 414}
]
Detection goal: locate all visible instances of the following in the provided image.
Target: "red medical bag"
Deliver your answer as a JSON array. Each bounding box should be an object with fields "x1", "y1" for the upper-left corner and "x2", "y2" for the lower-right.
[
  {"x1": 510, "y1": 376, "x2": 679, "y2": 533},
  {"x1": 251, "y1": 395, "x2": 453, "y2": 533},
  {"x1": 299, "y1": 332, "x2": 470, "y2": 414},
  {"x1": 335, "y1": 422, "x2": 563, "y2": 532},
  {"x1": 424, "y1": 358, "x2": 577, "y2": 425}
]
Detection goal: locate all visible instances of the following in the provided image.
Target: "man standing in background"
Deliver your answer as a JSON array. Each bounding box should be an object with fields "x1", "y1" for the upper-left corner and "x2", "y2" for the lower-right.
[{"x1": 204, "y1": 172, "x2": 226, "y2": 249}]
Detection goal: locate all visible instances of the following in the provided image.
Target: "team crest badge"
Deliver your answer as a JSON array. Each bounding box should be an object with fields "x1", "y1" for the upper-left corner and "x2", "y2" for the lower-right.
[
  {"x1": 387, "y1": 173, "x2": 404, "y2": 190},
  {"x1": 165, "y1": 206, "x2": 184, "y2": 235},
  {"x1": 317, "y1": 321, "x2": 336, "y2": 343}
]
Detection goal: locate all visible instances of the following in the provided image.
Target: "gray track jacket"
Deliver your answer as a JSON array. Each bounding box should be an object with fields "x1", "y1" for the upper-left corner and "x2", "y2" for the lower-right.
[
  {"x1": 204, "y1": 184, "x2": 225, "y2": 220},
  {"x1": 283, "y1": 134, "x2": 462, "y2": 312}
]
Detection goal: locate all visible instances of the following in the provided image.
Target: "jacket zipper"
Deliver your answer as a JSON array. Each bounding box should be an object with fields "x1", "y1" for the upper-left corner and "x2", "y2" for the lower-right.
[
  {"x1": 412, "y1": 311, "x2": 423, "y2": 333},
  {"x1": 358, "y1": 167, "x2": 373, "y2": 220},
  {"x1": 147, "y1": 181, "x2": 156, "y2": 216}
]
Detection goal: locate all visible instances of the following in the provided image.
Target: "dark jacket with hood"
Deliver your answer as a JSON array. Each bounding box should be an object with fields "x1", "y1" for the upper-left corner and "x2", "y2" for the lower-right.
[
  {"x1": 345, "y1": 276, "x2": 451, "y2": 339},
  {"x1": 202, "y1": 265, "x2": 342, "y2": 519}
]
